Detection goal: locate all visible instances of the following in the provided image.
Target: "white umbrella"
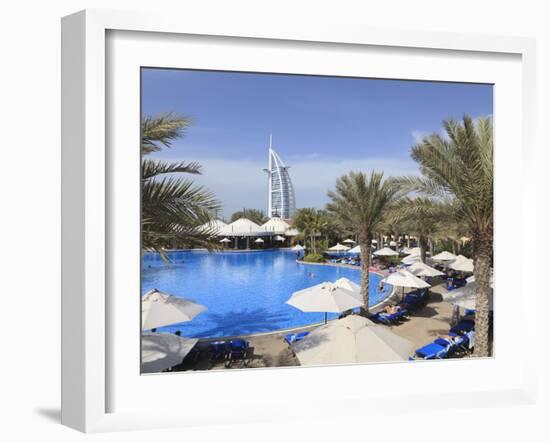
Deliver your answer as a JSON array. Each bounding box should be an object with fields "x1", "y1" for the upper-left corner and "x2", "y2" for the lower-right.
[
  {"x1": 408, "y1": 261, "x2": 445, "y2": 278},
  {"x1": 443, "y1": 281, "x2": 494, "y2": 310},
  {"x1": 219, "y1": 237, "x2": 231, "y2": 243},
  {"x1": 328, "y1": 243, "x2": 350, "y2": 252},
  {"x1": 449, "y1": 255, "x2": 474, "y2": 272},
  {"x1": 402, "y1": 246, "x2": 421, "y2": 256},
  {"x1": 142, "y1": 289, "x2": 207, "y2": 330},
  {"x1": 254, "y1": 238, "x2": 264, "y2": 243},
  {"x1": 373, "y1": 247, "x2": 399, "y2": 257},
  {"x1": 286, "y1": 281, "x2": 363, "y2": 323},
  {"x1": 342, "y1": 238, "x2": 356, "y2": 244},
  {"x1": 334, "y1": 277, "x2": 362, "y2": 294},
  {"x1": 466, "y1": 272, "x2": 494, "y2": 287},
  {"x1": 401, "y1": 254, "x2": 422, "y2": 265},
  {"x1": 141, "y1": 333, "x2": 198, "y2": 374},
  {"x1": 431, "y1": 251, "x2": 457, "y2": 261},
  {"x1": 382, "y1": 269, "x2": 431, "y2": 289},
  {"x1": 293, "y1": 315, "x2": 414, "y2": 366},
  {"x1": 274, "y1": 235, "x2": 285, "y2": 242},
  {"x1": 292, "y1": 244, "x2": 305, "y2": 251},
  {"x1": 348, "y1": 245, "x2": 361, "y2": 254}
]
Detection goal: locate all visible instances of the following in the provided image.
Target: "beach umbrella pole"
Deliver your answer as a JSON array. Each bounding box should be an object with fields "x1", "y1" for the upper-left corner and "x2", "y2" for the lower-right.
[{"x1": 325, "y1": 312, "x2": 328, "y2": 324}]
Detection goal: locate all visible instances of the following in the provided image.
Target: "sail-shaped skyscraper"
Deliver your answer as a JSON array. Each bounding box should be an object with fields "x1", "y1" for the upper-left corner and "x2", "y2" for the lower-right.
[{"x1": 264, "y1": 136, "x2": 296, "y2": 220}]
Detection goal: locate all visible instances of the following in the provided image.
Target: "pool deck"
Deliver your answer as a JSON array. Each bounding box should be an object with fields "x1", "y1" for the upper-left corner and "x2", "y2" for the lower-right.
[{"x1": 171, "y1": 279, "x2": 457, "y2": 372}]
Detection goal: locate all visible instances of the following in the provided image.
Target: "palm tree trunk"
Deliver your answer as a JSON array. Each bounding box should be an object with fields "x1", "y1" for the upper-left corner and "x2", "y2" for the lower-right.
[
  {"x1": 419, "y1": 235, "x2": 428, "y2": 263},
  {"x1": 359, "y1": 231, "x2": 372, "y2": 314},
  {"x1": 473, "y1": 236, "x2": 492, "y2": 357}
]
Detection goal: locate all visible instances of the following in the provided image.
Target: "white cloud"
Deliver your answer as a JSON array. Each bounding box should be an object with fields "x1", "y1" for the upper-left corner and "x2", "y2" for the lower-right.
[{"x1": 172, "y1": 156, "x2": 420, "y2": 218}]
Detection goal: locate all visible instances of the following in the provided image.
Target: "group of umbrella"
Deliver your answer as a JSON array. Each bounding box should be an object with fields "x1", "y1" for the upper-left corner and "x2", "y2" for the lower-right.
[
  {"x1": 325, "y1": 243, "x2": 491, "y2": 311},
  {"x1": 141, "y1": 281, "x2": 416, "y2": 372},
  {"x1": 141, "y1": 246, "x2": 491, "y2": 372}
]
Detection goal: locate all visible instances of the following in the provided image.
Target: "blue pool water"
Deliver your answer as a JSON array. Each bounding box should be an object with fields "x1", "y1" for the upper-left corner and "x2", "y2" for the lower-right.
[{"x1": 142, "y1": 249, "x2": 392, "y2": 338}]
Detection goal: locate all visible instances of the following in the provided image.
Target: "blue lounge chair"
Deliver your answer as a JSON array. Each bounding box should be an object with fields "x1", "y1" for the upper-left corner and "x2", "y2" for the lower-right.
[
  {"x1": 400, "y1": 290, "x2": 428, "y2": 311},
  {"x1": 450, "y1": 319, "x2": 475, "y2": 334},
  {"x1": 454, "y1": 278, "x2": 467, "y2": 287},
  {"x1": 209, "y1": 341, "x2": 229, "y2": 362},
  {"x1": 446, "y1": 278, "x2": 455, "y2": 291},
  {"x1": 439, "y1": 332, "x2": 473, "y2": 354},
  {"x1": 370, "y1": 312, "x2": 394, "y2": 325},
  {"x1": 228, "y1": 339, "x2": 249, "y2": 361},
  {"x1": 284, "y1": 331, "x2": 309, "y2": 345},
  {"x1": 371, "y1": 308, "x2": 408, "y2": 325},
  {"x1": 415, "y1": 342, "x2": 451, "y2": 359}
]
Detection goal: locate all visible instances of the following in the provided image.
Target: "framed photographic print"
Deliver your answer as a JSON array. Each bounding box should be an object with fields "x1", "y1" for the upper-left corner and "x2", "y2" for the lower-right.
[{"x1": 61, "y1": 9, "x2": 537, "y2": 432}]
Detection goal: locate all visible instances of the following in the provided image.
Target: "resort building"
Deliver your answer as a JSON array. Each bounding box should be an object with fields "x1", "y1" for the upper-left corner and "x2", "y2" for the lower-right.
[
  {"x1": 264, "y1": 137, "x2": 296, "y2": 220},
  {"x1": 261, "y1": 217, "x2": 291, "y2": 235},
  {"x1": 198, "y1": 218, "x2": 228, "y2": 234},
  {"x1": 201, "y1": 216, "x2": 298, "y2": 250},
  {"x1": 220, "y1": 218, "x2": 268, "y2": 238}
]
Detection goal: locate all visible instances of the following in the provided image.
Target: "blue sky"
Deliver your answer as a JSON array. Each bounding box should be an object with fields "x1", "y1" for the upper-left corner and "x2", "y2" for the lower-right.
[{"x1": 142, "y1": 68, "x2": 493, "y2": 218}]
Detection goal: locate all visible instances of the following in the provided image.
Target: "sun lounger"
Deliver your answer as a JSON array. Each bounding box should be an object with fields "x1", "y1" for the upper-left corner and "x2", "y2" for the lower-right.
[
  {"x1": 209, "y1": 341, "x2": 229, "y2": 362},
  {"x1": 370, "y1": 312, "x2": 394, "y2": 325},
  {"x1": 371, "y1": 308, "x2": 408, "y2": 325},
  {"x1": 400, "y1": 290, "x2": 428, "y2": 310},
  {"x1": 184, "y1": 346, "x2": 201, "y2": 364},
  {"x1": 415, "y1": 342, "x2": 451, "y2": 359},
  {"x1": 228, "y1": 339, "x2": 249, "y2": 360},
  {"x1": 450, "y1": 319, "x2": 475, "y2": 334},
  {"x1": 284, "y1": 331, "x2": 309, "y2": 345}
]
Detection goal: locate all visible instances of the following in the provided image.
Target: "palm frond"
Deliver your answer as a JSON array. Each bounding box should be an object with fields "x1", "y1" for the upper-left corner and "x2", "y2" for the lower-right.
[
  {"x1": 142, "y1": 159, "x2": 202, "y2": 180},
  {"x1": 141, "y1": 113, "x2": 193, "y2": 155}
]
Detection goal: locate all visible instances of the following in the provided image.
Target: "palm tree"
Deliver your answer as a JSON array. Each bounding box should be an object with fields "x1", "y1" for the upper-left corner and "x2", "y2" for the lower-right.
[
  {"x1": 389, "y1": 197, "x2": 455, "y2": 263},
  {"x1": 293, "y1": 208, "x2": 329, "y2": 255},
  {"x1": 327, "y1": 171, "x2": 401, "y2": 313},
  {"x1": 229, "y1": 208, "x2": 268, "y2": 225},
  {"x1": 141, "y1": 113, "x2": 221, "y2": 258},
  {"x1": 398, "y1": 115, "x2": 493, "y2": 357}
]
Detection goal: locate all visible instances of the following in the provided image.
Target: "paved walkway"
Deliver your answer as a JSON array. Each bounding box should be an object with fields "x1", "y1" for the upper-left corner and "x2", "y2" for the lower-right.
[{"x1": 388, "y1": 290, "x2": 454, "y2": 349}]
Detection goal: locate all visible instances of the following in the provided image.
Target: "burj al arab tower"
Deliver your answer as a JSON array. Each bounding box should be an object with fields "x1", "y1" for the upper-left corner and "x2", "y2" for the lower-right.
[{"x1": 264, "y1": 136, "x2": 296, "y2": 220}]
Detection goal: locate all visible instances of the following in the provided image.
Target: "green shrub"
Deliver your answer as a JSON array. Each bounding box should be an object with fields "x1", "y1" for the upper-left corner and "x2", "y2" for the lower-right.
[{"x1": 303, "y1": 253, "x2": 326, "y2": 263}]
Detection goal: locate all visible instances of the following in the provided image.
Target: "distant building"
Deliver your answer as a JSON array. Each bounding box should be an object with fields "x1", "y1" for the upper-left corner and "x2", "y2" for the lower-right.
[{"x1": 264, "y1": 136, "x2": 296, "y2": 220}]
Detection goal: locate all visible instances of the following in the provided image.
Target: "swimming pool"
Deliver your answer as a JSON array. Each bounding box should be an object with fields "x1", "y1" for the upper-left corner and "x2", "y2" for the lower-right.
[{"x1": 142, "y1": 249, "x2": 392, "y2": 338}]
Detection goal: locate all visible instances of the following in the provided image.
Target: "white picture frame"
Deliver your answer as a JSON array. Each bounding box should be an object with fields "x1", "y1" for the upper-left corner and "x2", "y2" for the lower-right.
[{"x1": 61, "y1": 9, "x2": 537, "y2": 433}]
